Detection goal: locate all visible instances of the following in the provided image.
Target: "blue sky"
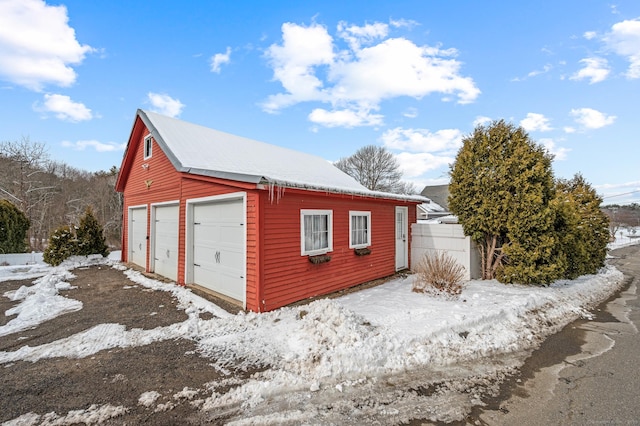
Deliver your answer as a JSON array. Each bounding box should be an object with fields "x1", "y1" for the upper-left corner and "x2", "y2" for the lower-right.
[{"x1": 1, "y1": 1, "x2": 639, "y2": 204}]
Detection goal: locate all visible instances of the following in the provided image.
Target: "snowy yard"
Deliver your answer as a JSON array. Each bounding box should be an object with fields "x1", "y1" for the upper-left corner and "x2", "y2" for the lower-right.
[{"x1": 0, "y1": 240, "x2": 635, "y2": 424}]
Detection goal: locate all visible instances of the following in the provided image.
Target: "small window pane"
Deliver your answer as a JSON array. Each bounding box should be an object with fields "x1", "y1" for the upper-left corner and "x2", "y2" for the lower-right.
[
  {"x1": 350, "y1": 212, "x2": 370, "y2": 248},
  {"x1": 303, "y1": 213, "x2": 330, "y2": 252},
  {"x1": 144, "y1": 136, "x2": 152, "y2": 159}
]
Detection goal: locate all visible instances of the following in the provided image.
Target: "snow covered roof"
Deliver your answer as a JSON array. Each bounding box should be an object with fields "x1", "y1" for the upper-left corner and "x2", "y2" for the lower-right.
[
  {"x1": 136, "y1": 110, "x2": 425, "y2": 202},
  {"x1": 418, "y1": 200, "x2": 445, "y2": 213}
]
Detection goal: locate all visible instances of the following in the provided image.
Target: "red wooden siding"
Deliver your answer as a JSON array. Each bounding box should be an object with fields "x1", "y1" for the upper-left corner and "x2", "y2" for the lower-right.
[
  {"x1": 258, "y1": 188, "x2": 417, "y2": 311},
  {"x1": 179, "y1": 175, "x2": 260, "y2": 310},
  {"x1": 120, "y1": 119, "x2": 182, "y2": 270},
  {"x1": 118, "y1": 116, "x2": 420, "y2": 313}
]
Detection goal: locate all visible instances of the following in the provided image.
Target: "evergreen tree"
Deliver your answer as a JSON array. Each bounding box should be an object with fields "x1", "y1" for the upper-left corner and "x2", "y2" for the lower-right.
[
  {"x1": 449, "y1": 120, "x2": 561, "y2": 284},
  {"x1": 76, "y1": 206, "x2": 109, "y2": 257},
  {"x1": 43, "y1": 226, "x2": 77, "y2": 266},
  {"x1": 43, "y1": 206, "x2": 109, "y2": 266},
  {"x1": 553, "y1": 174, "x2": 609, "y2": 279},
  {"x1": 0, "y1": 199, "x2": 30, "y2": 253}
]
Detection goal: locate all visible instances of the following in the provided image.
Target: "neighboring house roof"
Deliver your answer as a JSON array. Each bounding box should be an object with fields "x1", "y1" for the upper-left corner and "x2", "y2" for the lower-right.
[
  {"x1": 417, "y1": 200, "x2": 450, "y2": 220},
  {"x1": 118, "y1": 109, "x2": 425, "y2": 202},
  {"x1": 418, "y1": 200, "x2": 445, "y2": 214},
  {"x1": 420, "y1": 184, "x2": 450, "y2": 210}
]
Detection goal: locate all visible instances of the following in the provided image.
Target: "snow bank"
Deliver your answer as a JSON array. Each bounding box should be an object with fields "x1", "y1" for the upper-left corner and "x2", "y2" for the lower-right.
[
  {"x1": 0, "y1": 250, "x2": 628, "y2": 424},
  {"x1": 194, "y1": 265, "x2": 624, "y2": 414},
  {"x1": 609, "y1": 227, "x2": 640, "y2": 250},
  {"x1": 0, "y1": 266, "x2": 80, "y2": 338},
  {"x1": 0, "y1": 255, "x2": 124, "y2": 338},
  {"x1": 0, "y1": 263, "x2": 50, "y2": 283},
  {"x1": 3, "y1": 404, "x2": 127, "y2": 425}
]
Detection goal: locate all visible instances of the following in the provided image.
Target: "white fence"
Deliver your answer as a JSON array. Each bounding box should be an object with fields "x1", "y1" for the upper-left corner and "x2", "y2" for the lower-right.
[
  {"x1": 0, "y1": 252, "x2": 45, "y2": 266},
  {"x1": 411, "y1": 223, "x2": 481, "y2": 281}
]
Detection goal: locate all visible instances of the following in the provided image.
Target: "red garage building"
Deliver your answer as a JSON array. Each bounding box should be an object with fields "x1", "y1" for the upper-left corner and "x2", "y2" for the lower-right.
[{"x1": 115, "y1": 109, "x2": 423, "y2": 312}]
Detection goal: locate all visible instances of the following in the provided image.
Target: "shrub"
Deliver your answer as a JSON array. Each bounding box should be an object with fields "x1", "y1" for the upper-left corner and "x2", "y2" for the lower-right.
[
  {"x1": 0, "y1": 199, "x2": 30, "y2": 253},
  {"x1": 43, "y1": 207, "x2": 109, "y2": 266},
  {"x1": 43, "y1": 226, "x2": 77, "y2": 266},
  {"x1": 448, "y1": 119, "x2": 556, "y2": 282},
  {"x1": 76, "y1": 207, "x2": 109, "y2": 257},
  {"x1": 412, "y1": 251, "x2": 466, "y2": 296}
]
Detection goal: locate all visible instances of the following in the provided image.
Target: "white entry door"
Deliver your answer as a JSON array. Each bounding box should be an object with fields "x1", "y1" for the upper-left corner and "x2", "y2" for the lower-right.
[
  {"x1": 395, "y1": 206, "x2": 408, "y2": 270},
  {"x1": 152, "y1": 204, "x2": 179, "y2": 281},
  {"x1": 191, "y1": 198, "x2": 245, "y2": 302},
  {"x1": 129, "y1": 206, "x2": 147, "y2": 269}
]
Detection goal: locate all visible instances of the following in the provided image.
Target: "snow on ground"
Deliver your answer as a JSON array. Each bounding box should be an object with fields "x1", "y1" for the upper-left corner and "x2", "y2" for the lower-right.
[
  {"x1": 609, "y1": 227, "x2": 640, "y2": 250},
  {"x1": 0, "y1": 264, "x2": 79, "y2": 338},
  {"x1": 0, "y1": 243, "x2": 637, "y2": 423},
  {"x1": 0, "y1": 263, "x2": 50, "y2": 283},
  {"x1": 3, "y1": 405, "x2": 128, "y2": 426}
]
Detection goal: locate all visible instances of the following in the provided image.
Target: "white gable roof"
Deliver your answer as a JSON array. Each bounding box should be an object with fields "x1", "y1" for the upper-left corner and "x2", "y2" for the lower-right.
[{"x1": 138, "y1": 110, "x2": 425, "y2": 202}]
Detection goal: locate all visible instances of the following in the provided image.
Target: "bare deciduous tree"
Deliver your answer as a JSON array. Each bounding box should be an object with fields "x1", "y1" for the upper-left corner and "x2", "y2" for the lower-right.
[
  {"x1": 335, "y1": 145, "x2": 415, "y2": 194},
  {"x1": 1, "y1": 138, "x2": 123, "y2": 251}
]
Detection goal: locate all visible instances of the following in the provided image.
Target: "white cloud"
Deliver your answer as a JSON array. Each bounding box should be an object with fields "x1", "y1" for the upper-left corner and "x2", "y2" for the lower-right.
[
  {"x1": 520, "y1": 112, "x2": 552, "y2": 132},
  {"x1": 0, "y1": 0, "x2": 93, "y2": 91},
  {"x1": 570, "y1": 57, "x2": 610, "y2": 83},
  {"x1": 539, "y1": 138, "x2": 570, "y2": 161},
  {"x1": 147, "y1": 92, "x2": 185, "y2": 117},
  {"x1": 381, "y1": 127, "x2": 462, "y2": 153},
  {"x1": 563, "y1": 126, "x2": 576, "y2": 134},
  {"x1": 596, "y1": 181, "x2": 640, "y2": 204},
  {"x1": 210, "y1": 47, "x2": 231, "y2": 73},
  {"x1": 262, "y1": 21, "x2": 479, "y2": 127},
  {"x1": 61, "y1": 140, "x2": 126, "y2": 152},
  {"x1": 34, "y1": 93, "x2": 92, "y2": 122},
  {"x1": 473, "y1": 116, "x2": 492, "y2": 127},
  {"x1": 570, "y1": 107, "x2": 616, "y2": 129},
  {"x1": 337, "y1": 21, "x2": 388, "y2": 50},
  {"x1": 308, "y1": 107, "x2": 383, "y2": 127},
  {"x1": 583, "y1": 31, "x2": 597, "y2": 40},
  {"x1": 395, "y1": 152, "x2": 454, "y2": 178},
  {"x1": 603, "y1": 18, "x2": 640, "y2": 78},
  {"x1": 512, "y1": 64, "x2": 552, "y2": 82},
  {"x1": 389, "y1": 18, "x2": 419, "y2": 30},
  {"x1": 262, "y1": 22, "x2": 334, "y2": 112},
  {"x1": 403, "y1": 107, "x2": 418, "y2": 118},
  {"x1": 528, "y1": 64, "x2": 552, "y2": 78},
  {"x1": 330, "y1": 38, "x2": 480, "y2": 103}
]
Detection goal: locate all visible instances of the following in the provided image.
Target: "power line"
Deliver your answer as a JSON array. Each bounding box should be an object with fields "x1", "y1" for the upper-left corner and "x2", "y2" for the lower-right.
[{"x1": 602, "y1": 189, "x2": 640, "y2": 199}]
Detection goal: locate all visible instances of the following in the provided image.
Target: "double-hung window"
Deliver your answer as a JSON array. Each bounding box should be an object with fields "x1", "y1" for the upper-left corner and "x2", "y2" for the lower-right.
[
  {"x1": 301, "y1": 210, "x2": 333, "y2": 255},
  {"x1": 144, "y1": 135, "x2": 153, "y2": 159},
  {"x1": 349, "y1": 211, "x2": 371, "y2": 248}
]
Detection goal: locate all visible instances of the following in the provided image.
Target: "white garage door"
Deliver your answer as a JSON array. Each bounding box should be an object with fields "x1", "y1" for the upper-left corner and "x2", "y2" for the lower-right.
[
  {"x1": 129, "y1": 206, "x2": 147, "y2": 269},
  {"x1": 192, "y1": 199, "x2": 245, "y2": 302},
  {"x1": 152, "y1": 204, "x2": 179, "y2": 281}
]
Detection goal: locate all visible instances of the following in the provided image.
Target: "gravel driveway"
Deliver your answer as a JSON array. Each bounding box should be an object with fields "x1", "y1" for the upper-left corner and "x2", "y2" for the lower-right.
[{"x1": 0, "y1": 265, "x2": 254, "y2": 425}]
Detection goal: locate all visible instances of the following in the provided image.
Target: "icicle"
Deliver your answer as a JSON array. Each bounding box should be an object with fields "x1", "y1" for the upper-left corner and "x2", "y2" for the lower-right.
[
  {"x1": 267, "y1": 181, "x2": 286, "y2": 204},
  {"x1": 268, "y1": 181, "x2": 275, "y2": 204},
  {"x1": 277, "y1": 185, "x2": 285, "y2": 203}
]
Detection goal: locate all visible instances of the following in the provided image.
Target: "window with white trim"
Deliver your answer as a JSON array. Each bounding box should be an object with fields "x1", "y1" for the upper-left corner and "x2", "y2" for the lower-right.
[
  {"x1": 349, "y1": 211, "x2": 371, "y2": 248},
  {"x1": 301, "y1": 210, "x2": 333, "y2": 255},
  {"x1": 144, "y1": 135, "x2": 153, "y2": 159}
]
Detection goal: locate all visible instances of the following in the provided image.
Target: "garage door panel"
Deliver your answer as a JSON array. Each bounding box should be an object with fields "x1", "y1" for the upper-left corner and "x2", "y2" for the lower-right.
[
  {"x1": 192, "y1": 199, "x2": 245, "y2": 302},
  {"x1": 130, "y1": 207, "x2": 147, "y2": 269},
  {"x1": 219, "y1": 225, "x2": 244, "y2": 246},
  {"x1": 193, "y1": 244, "x2": 216, "y2": 265},
  {"x1": 153, "y1": 205, "x2": 178, "y2": 281}
]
